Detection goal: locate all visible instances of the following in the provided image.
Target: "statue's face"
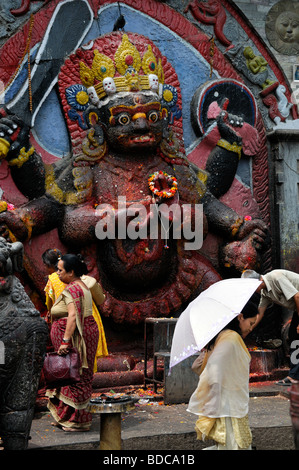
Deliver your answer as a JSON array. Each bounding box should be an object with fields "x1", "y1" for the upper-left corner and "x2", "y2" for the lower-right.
[
  {"x1": 101, "y1": 92, "x2": 165, "y2": 154},
  {"x1": 276, "y1": 12, "x2": 299, "y2": 43}
]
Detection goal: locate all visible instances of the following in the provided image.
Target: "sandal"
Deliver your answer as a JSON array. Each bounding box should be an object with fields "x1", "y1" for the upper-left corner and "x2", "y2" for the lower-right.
[{"x1": 276, "y1": 377, "x2": 298, "y2": 385}]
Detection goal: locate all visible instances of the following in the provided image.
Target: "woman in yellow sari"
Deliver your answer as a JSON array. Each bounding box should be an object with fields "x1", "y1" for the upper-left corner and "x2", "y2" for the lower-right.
[{"x1": 42, "y1": 249, "x2": 108, "y2": 371}]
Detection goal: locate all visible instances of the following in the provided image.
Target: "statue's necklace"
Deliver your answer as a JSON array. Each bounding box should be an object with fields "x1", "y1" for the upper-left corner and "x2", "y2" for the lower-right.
[{"x1": 148, "y1": 171, "x2": 180, "y2": 249}]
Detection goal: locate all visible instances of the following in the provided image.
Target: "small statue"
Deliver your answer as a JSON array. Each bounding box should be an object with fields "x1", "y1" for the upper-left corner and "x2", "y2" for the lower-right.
[
  {"x1": 243, "y1": 47, "x2": 275, "y2": 90},
  {"x1": 0, "y1": 237, "x2": 48, "y2": 450},
  {"x1": 226, "y1": 45, "x2": 276, "y2": 90}
]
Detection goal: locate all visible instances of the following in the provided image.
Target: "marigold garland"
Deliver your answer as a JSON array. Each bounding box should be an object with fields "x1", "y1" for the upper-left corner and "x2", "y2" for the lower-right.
[
  {"x1": 0, "y1": 201, "x2": 15, "y2": 213},
  {"x1": 148, "y1": 170, "x2": 178, "y2": 199}
]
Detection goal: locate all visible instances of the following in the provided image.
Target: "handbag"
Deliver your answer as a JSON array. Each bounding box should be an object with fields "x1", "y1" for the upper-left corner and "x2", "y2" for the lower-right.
[{"x1": 42, "y1": 348, "x2": 81, "y2": 387}]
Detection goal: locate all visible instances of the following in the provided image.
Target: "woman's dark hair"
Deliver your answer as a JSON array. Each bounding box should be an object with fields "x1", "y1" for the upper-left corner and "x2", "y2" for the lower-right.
[
  {"x1": 241, "y1": 292, "x2": 260, "y2": 318},
  {"x1": 60, "y1": 253, "x2": 88, "y2": 277},
  {"x1": 207, "y1": 293, "x2": 259, "y2": 350},
  {"x1": 224, "y1": 295, "x2": 259, "y2": 333},
  {"x1": 42, "y1": 248, "x2": 62, "y2": 268}
]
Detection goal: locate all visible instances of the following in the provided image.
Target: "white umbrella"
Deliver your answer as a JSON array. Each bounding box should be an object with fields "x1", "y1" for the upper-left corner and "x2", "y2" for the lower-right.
[{"x1": 169, "y1": 278, "x2": 261, "y2": 370}]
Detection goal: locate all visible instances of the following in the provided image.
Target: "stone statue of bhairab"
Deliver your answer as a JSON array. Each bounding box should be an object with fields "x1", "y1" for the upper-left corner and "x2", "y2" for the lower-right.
[{"x1": 0, "y1": 32, "x2": 268, "y2": 329}]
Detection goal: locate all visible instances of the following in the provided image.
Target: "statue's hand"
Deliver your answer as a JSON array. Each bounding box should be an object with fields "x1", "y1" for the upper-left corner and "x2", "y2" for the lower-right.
[
  {"x1": 237, "y1": 218, "x2": 269, "y2": 249},
  {"x1": 0, "y1": 109, "x2": 30, "y2": 159},
  {"x1": 0, "y1": 211, "x2": 28, "y2": 242},
  {"x1": 225, "y1": 112, "x2": 244, "y2": 128},
  {"x1": 216, "y1": 109, "x2": 242, "y2": 145}
]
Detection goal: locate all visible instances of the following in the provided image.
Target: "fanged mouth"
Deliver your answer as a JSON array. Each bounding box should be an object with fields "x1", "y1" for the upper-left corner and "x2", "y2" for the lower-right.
[{"x1": 128, "y1": 134, "x2": 155, "y2": 144}]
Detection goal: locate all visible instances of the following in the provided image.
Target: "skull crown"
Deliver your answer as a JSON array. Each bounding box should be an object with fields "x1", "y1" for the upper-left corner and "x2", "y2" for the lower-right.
[{"x1": 79, "y1": 34, "x2": 165, "y2": 100}]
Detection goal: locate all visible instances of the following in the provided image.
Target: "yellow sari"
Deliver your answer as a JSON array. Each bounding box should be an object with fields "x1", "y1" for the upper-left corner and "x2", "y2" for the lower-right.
[{"x1": 45, "y1": 272, "x2": 108, "y2": 372}]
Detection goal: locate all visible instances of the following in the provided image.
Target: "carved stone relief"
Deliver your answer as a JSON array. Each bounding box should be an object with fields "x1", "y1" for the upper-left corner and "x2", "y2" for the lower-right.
[{"x1": 266, "y1": 0, "x2": 299, "y2": 55}]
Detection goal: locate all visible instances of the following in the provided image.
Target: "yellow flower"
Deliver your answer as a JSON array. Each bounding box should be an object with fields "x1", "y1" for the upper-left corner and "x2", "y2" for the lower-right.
[
  {"x1": 76, "y1": 90, "x2": 89, "y2": 106},
  {"x1": 0, "y1": 201, "x2": 7, "y2": 213}
]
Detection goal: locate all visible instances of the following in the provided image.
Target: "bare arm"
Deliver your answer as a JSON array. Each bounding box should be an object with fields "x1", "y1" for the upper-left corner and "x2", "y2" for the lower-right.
[
  {"x1": 293, "y1": 293, "x2": 299, "y2": 334},
  {"x1": 58, "y1": 302, "x2": 77, "y2": 354},
  {"x1": 254, "y1": 292, "x2": 299, "y2": 331},
  {"x1": 293, "y1": 292, "x2": 299, "y2": 314},
  {"x1": 252, "y1": 305, "x2": 267, "y2": 329}
]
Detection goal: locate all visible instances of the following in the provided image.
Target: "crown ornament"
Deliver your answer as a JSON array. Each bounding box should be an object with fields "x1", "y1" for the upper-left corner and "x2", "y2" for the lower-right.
[{"x1": 79, "y1": 34, "x2": 165, "y2": 100}]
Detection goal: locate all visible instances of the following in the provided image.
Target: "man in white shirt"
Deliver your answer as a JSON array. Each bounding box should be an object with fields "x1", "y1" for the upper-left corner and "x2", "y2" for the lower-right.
[{"x1": 242, "y1": 269, "x2": 299, "y2": 385}]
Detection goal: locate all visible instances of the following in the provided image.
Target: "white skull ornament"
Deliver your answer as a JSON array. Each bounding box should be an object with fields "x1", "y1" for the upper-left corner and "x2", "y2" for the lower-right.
[
  {"x1": 87, "y1": 86, "x2": 100, "y2": 105},
  {"x1": 148, "y1": 74, "x2": 159, "y2": 92},
  {"x1": 103, "y1": 77, "x2": 117, "y2": 95}
]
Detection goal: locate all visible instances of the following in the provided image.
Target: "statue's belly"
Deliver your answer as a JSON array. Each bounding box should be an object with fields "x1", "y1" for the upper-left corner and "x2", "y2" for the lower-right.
[{"x1": 97, "y1": 237, "x2": 177, "y2": 300}]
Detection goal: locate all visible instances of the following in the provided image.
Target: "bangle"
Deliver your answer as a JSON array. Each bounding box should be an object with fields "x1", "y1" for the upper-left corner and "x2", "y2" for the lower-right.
[{"x1": 62, "y1": 338, "x2": 71, "y2": 344}]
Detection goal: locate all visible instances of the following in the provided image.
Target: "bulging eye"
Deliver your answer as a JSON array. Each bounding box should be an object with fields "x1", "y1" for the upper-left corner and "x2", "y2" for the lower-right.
[
  {"x1": 148, "y1": 111, "x2": 159, "y2": 123},
  {"x1": 117, "y1": 113, "x2": 131, "y2": 125}
]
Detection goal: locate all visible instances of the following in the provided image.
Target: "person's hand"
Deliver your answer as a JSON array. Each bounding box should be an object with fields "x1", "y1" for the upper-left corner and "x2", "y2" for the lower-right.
[{"x1": 58, "y1": 343, "x2": 70, "y2": 355}]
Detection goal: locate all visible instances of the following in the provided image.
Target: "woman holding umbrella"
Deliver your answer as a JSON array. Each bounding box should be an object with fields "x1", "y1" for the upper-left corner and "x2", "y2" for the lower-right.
[
  {"x1": 170, "y1": 277, "x2": 262, "y2": 449},
  {"x1": 187, "y1": 297, "x2": 259, "y2": 450}
]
